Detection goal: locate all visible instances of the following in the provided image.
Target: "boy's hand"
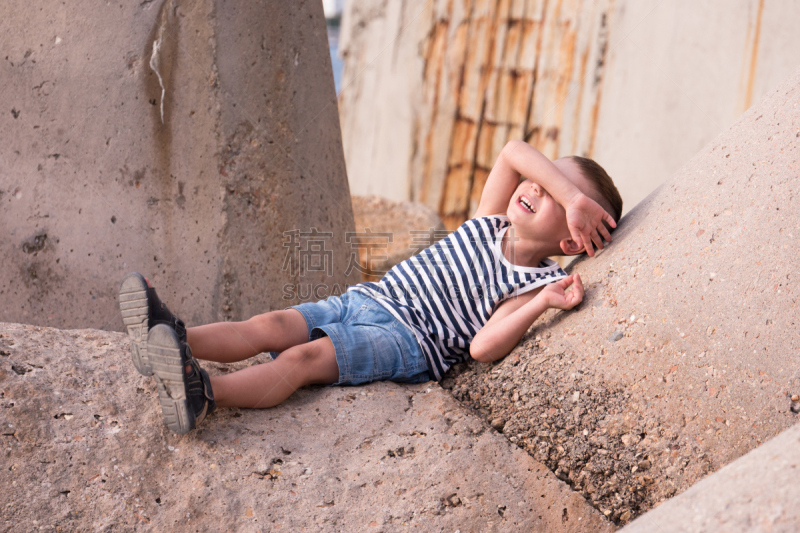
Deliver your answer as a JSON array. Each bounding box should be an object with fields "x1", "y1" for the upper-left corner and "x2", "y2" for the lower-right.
[
  {"x1": 565, "y1": 193, "x2": 616, "y2": 256},
  {"x1": 539, "y1": 274, "x2": 584, "y2": 310}
]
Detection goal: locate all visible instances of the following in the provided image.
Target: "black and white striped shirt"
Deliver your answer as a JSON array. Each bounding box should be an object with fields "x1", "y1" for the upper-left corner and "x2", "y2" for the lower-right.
[{"x1": 350, "y1": 215, "x2": 567, "y2": 381}]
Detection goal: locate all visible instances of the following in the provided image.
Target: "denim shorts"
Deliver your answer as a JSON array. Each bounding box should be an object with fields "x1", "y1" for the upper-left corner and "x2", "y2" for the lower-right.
[{"x1": 287, "y1": 290, "x2": 431, "y2": 386}]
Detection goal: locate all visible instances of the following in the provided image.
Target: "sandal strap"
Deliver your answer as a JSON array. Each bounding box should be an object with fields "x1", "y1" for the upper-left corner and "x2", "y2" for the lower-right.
[
  {"x1": 174, "y1": 318, "x2": 187, "y2": 343},
  {"x1": 185, "y1": 356, "x2": 216, "y2": 424}
]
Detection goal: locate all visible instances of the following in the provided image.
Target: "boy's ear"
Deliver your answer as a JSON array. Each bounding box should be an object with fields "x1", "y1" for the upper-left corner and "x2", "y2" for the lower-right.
[{"x1": 559, "y1": 237, "x2": 585, "y2": 256}]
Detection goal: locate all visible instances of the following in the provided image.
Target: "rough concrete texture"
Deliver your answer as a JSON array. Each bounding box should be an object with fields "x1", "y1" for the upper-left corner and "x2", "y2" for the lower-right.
[
  {"x1": 338, "y1": 0, "x2": 800, "y2": 226},
  {"x1": 442, "y1": 67, "x2": 800, "y2": 525},
  {"x1": 0, "y1": 323, "x2": 612, "y2": 532},
  {"x1": 620, "y1": 421, "x2": 800, "y2": 533},
  {"x1": 351, "y1": 195, "x2": 445, "y2": 281},
  {"x1": 0, "y1": 0, "x2": 357, "y2": 330}
]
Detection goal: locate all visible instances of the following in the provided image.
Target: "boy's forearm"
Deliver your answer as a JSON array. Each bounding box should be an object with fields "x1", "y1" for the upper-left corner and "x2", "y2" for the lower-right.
[
  {"x1": 502, "y1": 140, "x2": 582, "y2": 207},
  {"x1": 470, "y1": 295, "x2": 549, "y2": 363}
]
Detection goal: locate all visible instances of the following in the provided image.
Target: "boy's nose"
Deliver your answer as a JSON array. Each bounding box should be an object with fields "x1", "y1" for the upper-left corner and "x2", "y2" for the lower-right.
[{"x1": 530, "y1": 183, "x2": 543, "y2": 196}]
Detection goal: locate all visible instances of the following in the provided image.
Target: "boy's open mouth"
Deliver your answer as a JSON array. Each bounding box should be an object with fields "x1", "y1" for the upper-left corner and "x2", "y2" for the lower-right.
[{"x1": 517, "y1": 195, "x2": 536, "y2": 213}]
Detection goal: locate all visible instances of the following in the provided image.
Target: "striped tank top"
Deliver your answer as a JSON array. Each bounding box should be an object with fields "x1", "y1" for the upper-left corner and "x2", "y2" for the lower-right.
[{"x1": 349, "y1": 214, "x2": 567, "y2": 381}]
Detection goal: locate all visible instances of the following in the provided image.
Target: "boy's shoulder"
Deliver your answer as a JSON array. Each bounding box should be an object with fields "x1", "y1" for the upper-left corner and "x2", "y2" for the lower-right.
[
  {"x1": 462, "y1": 213, "x2": 509, "y2": 228},
  {"x1": 470, "y1": 213, "x2": 508, "y2": 221}
]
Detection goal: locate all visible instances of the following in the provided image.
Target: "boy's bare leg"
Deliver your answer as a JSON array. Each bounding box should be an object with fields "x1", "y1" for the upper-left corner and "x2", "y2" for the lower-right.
[
  {"x1": 210, "y1": 337, "x2": 338, "y2": 408},
  {"x1": 186, "y1": 309, "x2": 309, "y2": 363}
]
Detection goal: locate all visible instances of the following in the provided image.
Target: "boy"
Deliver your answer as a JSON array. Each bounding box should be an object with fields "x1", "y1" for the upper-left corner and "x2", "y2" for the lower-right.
[{"x1": 119, "y1": 141, "x2": 622, "y2": 434}]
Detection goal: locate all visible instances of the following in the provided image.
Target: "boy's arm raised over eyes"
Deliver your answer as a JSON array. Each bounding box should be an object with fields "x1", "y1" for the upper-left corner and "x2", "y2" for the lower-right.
[
  {"x1": 470, "y1": 274, "x2": 584, "y2": 363},
  {"x1": 474, "y1": 140, "x2": 616, "y2": 256},
  {"x1": 475, "y1": 140, "x2": 582, "y2": 218}
]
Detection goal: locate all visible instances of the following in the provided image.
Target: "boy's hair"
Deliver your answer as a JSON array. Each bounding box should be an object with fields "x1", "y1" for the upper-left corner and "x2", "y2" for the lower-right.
[{"x1": 569, "y1": 156, "x2": 623, "y2": 225}]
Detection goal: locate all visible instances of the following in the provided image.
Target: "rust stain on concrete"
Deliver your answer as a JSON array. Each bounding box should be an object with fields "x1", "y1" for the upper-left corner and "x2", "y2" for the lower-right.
[
  {"x1": 412, "y1": 0, "x2": 615, "y2": 228},
  {"x1": 419, "y1": 18, "x2": 451, "y2": 207},
  {"x1": 571, "y1": 42, "x2": 590, "y2": 155},
  {"x1": 743, "y1": 0, "x2": 764, "y2": 111},
  {"x1": 587, "y1": 3, "x2": 612, "y2": 158}
]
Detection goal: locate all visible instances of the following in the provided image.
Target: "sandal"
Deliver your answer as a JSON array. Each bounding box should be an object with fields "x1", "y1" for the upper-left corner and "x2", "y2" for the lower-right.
[
  {"x1": 118, "y1": 272, "x2": 187, "y2": 376},
  {"x1": 148, "y1": 324, "x2": 216, "y2": 434}
]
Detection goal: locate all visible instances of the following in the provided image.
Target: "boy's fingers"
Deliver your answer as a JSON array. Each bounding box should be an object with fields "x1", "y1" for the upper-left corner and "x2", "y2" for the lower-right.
[
  {"x1": 590, "y1": 230, "x2": 604, "y2": 251},
  {"x1": 583, "y1": 233, "x2": 595, "y2": 256},
  {"x1": 556, "y1": 274, "x2": 574, "y2": 289},
  {"x1": 574, "y1": 275, "x2": 585, "y2": 299},
  {"x1": 604, "y1": 212, "x2": 617, "y2": 229},
  {"x1": 598, "y1": 223, "x2": 612, "y2": 243}
]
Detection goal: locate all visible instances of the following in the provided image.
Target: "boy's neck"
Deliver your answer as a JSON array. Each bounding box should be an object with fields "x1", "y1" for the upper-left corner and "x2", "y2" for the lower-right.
[{"x1": 501, "y1": 227, "x2": 553, "y2": 267}]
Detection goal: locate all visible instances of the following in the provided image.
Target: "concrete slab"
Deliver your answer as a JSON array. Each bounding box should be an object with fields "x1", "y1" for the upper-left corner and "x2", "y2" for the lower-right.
[
  {"x1": 620, "y1": 422, "x2": 800, "y2": 533},
  {"x1": 0, "y1": 322, "x2": 612, "y2": 532}
]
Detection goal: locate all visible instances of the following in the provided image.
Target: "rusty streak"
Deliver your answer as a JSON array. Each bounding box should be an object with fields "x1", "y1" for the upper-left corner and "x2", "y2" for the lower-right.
[
  {"x1": 587, "y1": 4, "x2": 613, "y2": 158},
  {"x1": 743, "y1": 0, "x2": 764, "y2": 111}
]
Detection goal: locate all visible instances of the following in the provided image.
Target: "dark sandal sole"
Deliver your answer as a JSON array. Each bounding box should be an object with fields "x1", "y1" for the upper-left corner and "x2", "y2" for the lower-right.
[
  {"x1": 119, "y1": 273, "x2": 152, "y2": 376},
  {"x1": 148, "y1": 324, "x2": 195, "y2": 435}
]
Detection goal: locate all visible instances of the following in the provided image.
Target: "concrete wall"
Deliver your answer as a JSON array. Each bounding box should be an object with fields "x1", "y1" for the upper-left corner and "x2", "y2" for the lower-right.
[
  {"x1": 338, "y1": 0, "x2": 800, "y2": 227},
  {"x1": 0, "y1": 0, "x2": 358, "y2": 330}
]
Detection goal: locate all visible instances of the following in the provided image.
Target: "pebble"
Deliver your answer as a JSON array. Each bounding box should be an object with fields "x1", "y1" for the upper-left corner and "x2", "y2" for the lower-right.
[
  {"x1": 446, "y1": 494, "x2": 462, "y2": 507},
  {"x1": 609, "y1": 331, "x2": 624, "y2": 342},
  {"x1": 791, "y1": 395, "x2": 799, "y2": 402},
  {"x1": 491, "y1": 418, "x2": 505, "y2": 431}
]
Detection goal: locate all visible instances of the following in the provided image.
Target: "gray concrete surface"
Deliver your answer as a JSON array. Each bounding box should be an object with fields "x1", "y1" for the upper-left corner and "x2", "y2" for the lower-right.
[
  {"x1": 0, "y1": 322, "x2": 613, "y2": 532},
  {"x1": 0, "y1": 0, "x2": 357, "y2": 331},
  {"x1": 445, "y1": 66, "x2": 800, "y2": 524},
  {"x1": 620, "y1": 421, "x2": 800, "y2": 533}
]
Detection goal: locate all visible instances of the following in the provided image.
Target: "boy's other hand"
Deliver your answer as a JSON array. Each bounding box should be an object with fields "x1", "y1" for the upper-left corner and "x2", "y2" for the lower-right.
[
  {"x1": 566, "y1": 193, "x2": 616, "y2": 256},
  {"x1": 539, "y1": 274, "x2": 584, "y2": 311}
]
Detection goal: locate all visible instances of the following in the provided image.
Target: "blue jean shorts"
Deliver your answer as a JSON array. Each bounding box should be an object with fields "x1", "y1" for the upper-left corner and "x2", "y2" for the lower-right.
[{"x1": 287, "y1": 290, "x2": 431, "y2": 386}]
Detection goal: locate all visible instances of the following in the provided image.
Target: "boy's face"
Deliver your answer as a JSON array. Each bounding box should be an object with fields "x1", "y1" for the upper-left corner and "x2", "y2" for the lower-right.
[{"x1": 506, "y1": 158, "x2": 594, "y2": 249}]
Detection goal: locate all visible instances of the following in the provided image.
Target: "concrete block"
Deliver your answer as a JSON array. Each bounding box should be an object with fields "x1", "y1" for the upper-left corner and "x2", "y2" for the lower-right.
[
  {"x1": 0, "y1": 322, "x2": 613, "y2": 532},
  {"x1": 0, "y1": 0, "x2": 357, "y2": 330},
  {"x1": 620, "y1": 422, "x2": 800, "y2": 533},
  {"x1": 350, "y1": 195, "x2": 445, "y2": 281}
]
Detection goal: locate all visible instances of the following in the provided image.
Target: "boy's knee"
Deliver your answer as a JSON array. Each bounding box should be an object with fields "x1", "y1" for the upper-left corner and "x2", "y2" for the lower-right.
[
  {"x1": 283, "y1": 341, "x2": 322, "y2": 363},
  {"x1": 280, "y1": 339, "x2": 338, "y2": 385},
  {"x1": 283, "y1": 338, "x2": 336, "y2": 369},
  {"x1": 249, "y1": 309, "x2": 291, "y2": 330}
]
